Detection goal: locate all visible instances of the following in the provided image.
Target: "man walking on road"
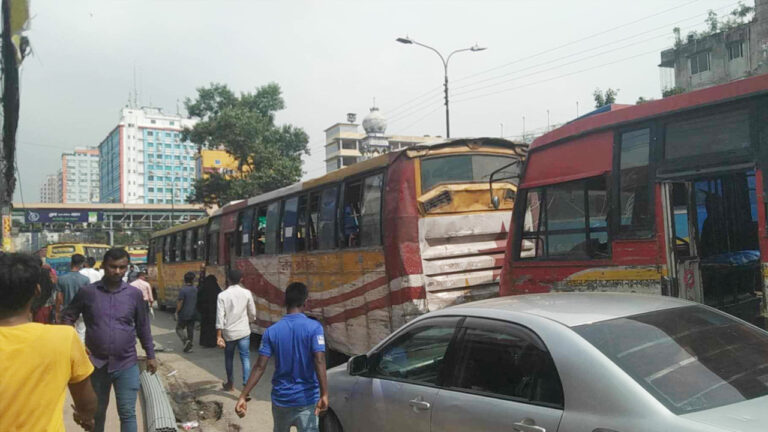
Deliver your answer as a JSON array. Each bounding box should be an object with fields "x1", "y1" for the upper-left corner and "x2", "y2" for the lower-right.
[
  {"x1": 62, "y1": 248, "x2": 157, "y2": 432},
  {"x1": 235, "y1": 282, "x2": 328, "y2": 432},
  {"x1": 0, "y1": 253, "x2": 98, "y2": 432},
  {"x1": 176, "y1": 271, "x2": 198, "y2": 353},
  {"x1": 130, "y1": 271, "x2": 154, "y2": 316},
  {"x1": 79, "y1": 257, "x2": 101, "y2": 284},
  {"x1": 216, "y1": 268, "x2": 256, "y2": 392},
  {"x1": 56, "y1": 254, "x2": 89, "y2": 339}
]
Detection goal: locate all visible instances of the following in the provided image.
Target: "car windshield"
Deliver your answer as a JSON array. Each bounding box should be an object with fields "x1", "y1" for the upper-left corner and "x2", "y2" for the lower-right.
[
  {"x1": 574, "y1": 305, "x2": 768, "y2": 415},
  {"x1": 420, "y1": 154, "x2": 519, "y2": 192}
]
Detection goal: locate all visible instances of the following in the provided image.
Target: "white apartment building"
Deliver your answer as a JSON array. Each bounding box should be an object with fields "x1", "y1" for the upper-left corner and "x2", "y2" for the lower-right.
[
  {"x1": 99, "y1": 107, "x2": 198, "y2": 204},
  {"x1": 39, "y1": 173, "x2": 60, "y2": 203},
  {"x1": 60, "y1": 148, "x2": 99, "y2": 203}
]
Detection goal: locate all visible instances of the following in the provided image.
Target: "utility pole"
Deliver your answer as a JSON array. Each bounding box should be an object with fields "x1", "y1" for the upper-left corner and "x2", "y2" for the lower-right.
[{"x1": 0, "y1": 0, "x2": 27, "y2": 252}]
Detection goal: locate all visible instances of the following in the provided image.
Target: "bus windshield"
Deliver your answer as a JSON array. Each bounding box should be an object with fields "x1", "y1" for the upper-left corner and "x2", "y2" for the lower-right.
[{"x1": 420, "y1": 154, "x2": 519, "y2": 192}]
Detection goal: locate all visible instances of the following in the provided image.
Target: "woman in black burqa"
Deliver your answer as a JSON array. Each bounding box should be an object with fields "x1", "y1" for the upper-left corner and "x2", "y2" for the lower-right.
[{"x1": 197, "y1": 274, "x2": 221, "y2": 348}]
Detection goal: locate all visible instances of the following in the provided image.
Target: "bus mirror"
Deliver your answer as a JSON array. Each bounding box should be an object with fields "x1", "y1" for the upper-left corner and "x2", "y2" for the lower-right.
[{"x1": 491, "y1": 195, "x2": 500, "y2": 209}]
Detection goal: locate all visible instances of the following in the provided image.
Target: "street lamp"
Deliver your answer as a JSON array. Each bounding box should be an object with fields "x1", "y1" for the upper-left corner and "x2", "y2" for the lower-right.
[{"x1": 396, "y1": 36, "x2": 486, "y2": 138}]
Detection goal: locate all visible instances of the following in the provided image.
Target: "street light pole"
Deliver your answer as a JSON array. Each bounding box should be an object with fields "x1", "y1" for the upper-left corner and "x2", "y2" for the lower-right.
[{"x1": 396, "y1": 37, "x2": 486, "y2": 138}]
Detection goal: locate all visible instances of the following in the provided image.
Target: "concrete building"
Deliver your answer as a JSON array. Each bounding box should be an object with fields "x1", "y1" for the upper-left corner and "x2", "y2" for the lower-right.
[
  {"x1": 195, "y1": 148, "x2": 240, "y2": 180},
  {"x1": 98, "y1": 106, "x2": 198, "y2": 204},
  {"x1": 39, "y1": 173, "x2": 60, "y2": 203},
  {"x1": 60, "y1": 148, "x2": 99, "y2": 204},
  {"x1": 659, "y1": 0, "x2": 768, "y2": 92},
  {"x1": 324, "y1": 108, "x2": 439, "y2": 173}
]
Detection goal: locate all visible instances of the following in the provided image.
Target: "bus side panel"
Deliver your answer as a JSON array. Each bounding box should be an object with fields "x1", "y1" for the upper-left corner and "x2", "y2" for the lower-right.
[
  {"x1": 755, "y1": 169, "x2": 768, "y2": 311},
  {"x1": 157, "y1": 261, "x2": 203, "y2": 309}
]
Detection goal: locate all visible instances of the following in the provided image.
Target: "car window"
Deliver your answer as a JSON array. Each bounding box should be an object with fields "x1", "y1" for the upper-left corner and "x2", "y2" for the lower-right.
[
  {"x1": 449, "y1": 318, "x2": 564, "y2": 407},
  {"x1": 370, "y1": 317, "x2": 460, "y2": 386},
  {"x1": 574, "y1": 305, "x2": 768, "y2": 414}
]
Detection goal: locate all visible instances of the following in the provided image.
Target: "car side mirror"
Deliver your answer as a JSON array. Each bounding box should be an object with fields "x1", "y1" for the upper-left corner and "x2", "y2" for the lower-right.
[
  {"x1": 347, "y1": 354, "x2": 369, "y2": 376},
  {"x1": 491, "y1": 195, "x2": 500, "y2": 209}
]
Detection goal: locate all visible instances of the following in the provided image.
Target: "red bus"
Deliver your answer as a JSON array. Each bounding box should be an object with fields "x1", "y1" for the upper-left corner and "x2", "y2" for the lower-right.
[
  {"x1": 206, "y1": 138, "x2": 526, "y2": 356},
  {"x1": 501, "y1": 74, "x2": 768, "y2": 322}
]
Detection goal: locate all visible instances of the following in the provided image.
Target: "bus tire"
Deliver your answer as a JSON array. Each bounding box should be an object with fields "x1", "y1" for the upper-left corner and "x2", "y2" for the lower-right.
[{"x1": 320, "y1": 409, "x2": 343, "y2": 432}]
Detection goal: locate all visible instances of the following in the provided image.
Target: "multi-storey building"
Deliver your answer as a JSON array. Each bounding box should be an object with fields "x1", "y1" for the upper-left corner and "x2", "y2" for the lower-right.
[
  {"x1": 659, "y1": 0, "x2": 768, "y2": 92},
  {"x1": 60, "y1": 148, "x2": 99, "y2": 204},
  {"x1": 98, "y1": 107, "x2": 197, "y2": 204},
  {"x1": 195, "y1": 148, "x2": 240, "y2": 180},
  {"x1": 39, "y1": 173, "x2": 60, "y2": 203},
  {"x1": 324, "y1": 108, "x2": 439, "y2": 173}
]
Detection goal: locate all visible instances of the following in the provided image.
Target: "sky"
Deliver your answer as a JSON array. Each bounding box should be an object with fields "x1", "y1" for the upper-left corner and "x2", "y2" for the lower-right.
[{"x1": 14, "y1": 0, "x2": 745, "y2": 202}]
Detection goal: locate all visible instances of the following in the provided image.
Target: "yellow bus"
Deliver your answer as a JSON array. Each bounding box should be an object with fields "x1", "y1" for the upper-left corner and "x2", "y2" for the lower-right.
[
  {"x1": 147, "y1": 218, "x2": 208, "y2": 310},
  {"x1": 45, "y1": 243, "x2": 110, "y2": 275}
]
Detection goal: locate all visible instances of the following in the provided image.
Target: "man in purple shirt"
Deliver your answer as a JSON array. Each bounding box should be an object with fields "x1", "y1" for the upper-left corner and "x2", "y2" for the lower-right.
[{"x1": 62, "y1": 248, "x2": 157, "y2": 432}]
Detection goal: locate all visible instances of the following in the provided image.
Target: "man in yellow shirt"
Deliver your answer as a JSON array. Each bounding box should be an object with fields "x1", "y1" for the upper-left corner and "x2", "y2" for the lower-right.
[{"x1": 0, "y1": 253, "x2": 98, "y2": 431}]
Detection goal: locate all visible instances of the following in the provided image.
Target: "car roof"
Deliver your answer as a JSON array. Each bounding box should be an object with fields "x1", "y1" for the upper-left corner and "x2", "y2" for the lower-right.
[{"x1": 444, "y1": 292, "x2": 693, "y2": 327}]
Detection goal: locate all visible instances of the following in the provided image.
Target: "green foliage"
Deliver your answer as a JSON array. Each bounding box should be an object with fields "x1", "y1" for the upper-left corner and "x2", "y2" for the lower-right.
[
  {"x1": 662, "y1": 86, "x2": 686, "y2": 98},
  {"x1": 593, "y1": 88, "x2": 619, "y2": 108},
  {"x1": 182, "y1": 83, "x2": 309, "y2": 207},
  {"x1": 684, "y1": 3, "x2": 755, "y2": 44},
  {"x1": 636, "y1": 96, "x2": 654, "y2": 104}
]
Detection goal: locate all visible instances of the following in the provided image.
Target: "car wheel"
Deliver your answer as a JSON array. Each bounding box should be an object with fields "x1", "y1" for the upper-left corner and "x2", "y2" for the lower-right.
[{"x1": 320, "y1": 409, "x2": 343, "y2": 432}]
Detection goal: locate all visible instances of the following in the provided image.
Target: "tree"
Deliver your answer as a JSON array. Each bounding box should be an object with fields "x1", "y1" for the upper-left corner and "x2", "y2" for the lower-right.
[
  {"x1": 662, "y1": 86, "x2": 686, "y2": 98},
  {"x1": 636, "y1": 96, "x2": 654, "y2": 104},
  {"x1": 183, "y1": 83, "x2": 309, "y2": 207},
  {"x1": 593, "y1": 88, "x2": 619, "y2": 108},
  {"x1": 706, "y1": 10, "x2": 719, "y2": 33}
]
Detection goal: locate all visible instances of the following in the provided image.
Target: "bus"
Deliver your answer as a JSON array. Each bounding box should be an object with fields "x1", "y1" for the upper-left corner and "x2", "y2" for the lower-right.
[
  {"x1": 501, "y1": 73, "x2": 768, "y2": 323},
  {"x1": 148, "y1": 218, "x2": 207, "y2": 310},
  {"x1": 45, "y1": 243, "x2": 110, "y2": 275},
  {"x1": 148, "y1": 137, "x2": 526, "y2": 357},
  {"x1": 125, "y1": 244, "x2": 149, "y2": 267}
]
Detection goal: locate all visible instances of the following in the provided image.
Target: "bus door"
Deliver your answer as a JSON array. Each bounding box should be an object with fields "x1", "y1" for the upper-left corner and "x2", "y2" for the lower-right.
[
  {"x1": 661, "y1": 171, "x2": 763, "y2": 321},
  {"x1": 661, "y1": 181, "x2": 703, "y2": 303},
  {"x1": 224, "y1": 232, "x2": 236, "y2": 272}
]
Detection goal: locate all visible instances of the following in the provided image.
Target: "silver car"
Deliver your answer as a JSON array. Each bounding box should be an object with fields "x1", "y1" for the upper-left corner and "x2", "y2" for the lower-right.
[{"x1": 322, "y1": 292, "x2": 768, "y2": 432}]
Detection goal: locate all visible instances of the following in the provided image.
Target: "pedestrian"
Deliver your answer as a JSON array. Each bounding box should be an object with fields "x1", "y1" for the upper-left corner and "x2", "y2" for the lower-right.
[
  {"x1": 197, "y1": 274, "x2": 221, "y2": 348},
  {"x1": 32, "y1": 263, "x2": 57, "y2": 324},
  {"x1": 216, "y1": 268, "x2": 256, "y2": 392},
  {"x1": 235, "y1": 282, "x2": 328, "y2": 432},
  {"x1": 176, "y1": 271, "x2": 198, "y2": 353},
  {"x1": 79, "y1": 256, "x2": 101, "y2": 284},
  {"x1": 61, "y1": 248, "x2": 157, "y2": 432},
  {"x1": 129, "y1": 271, "x2": 154, "y2": 317},
  {"x1": 0, "y1": 253, "x2": 98, "y2": 432},
  {"x1": 56, "y1": 253, "x2": 90, "y2": 340},
  {"x1": 127, "y1": 265, "x2": 140, "y2": 283}
]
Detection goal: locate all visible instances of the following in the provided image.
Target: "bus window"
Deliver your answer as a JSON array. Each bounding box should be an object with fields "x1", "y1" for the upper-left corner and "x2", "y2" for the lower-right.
[
  {"x1": 618, "y1": 128, "x2": 652, "y2": 235},
  {"x1": 163, "y1": 236, "x2": 171, "y2": 263},
  {"x1": 296, "y1": 195, "x2": 308, "y2": 252},
  {"x1": 184, "y1": 229, "x2": 194, "y2": 261},
  {"x1": 664, "y1": 109, "x2": 750, "y2": 160},
  {"x1": 253, "y1": 207, "x2": 267, "y2": 255},
  {"x1": 207, "y1": 231, "x2": 219, "y2": 264},
  {"x1": 318, "y1": 186, "x2": 338, "y2": 250},
  {"x1": 147, "y1": 241, "x2": 155, "y2": 265},
  {"x1": 360, "y1": 173, "x2": 383, "y2": 247},
  {"x1": 519, "y1": 177, "x2": 608, "y2": 259},
  {"x1": 420, "y1": 154, "x2": 519, "y2": 193},
  {"x1": 239, "y1": 208, "x2": 254, "y2": 257},
  {"x1": 341, "y1": 180, "x2": 362, "y2": 248},
  {"x1": 308, "y1": 191, "x2": 321, "y2": 251},
  {"x1": 175, "y1": 232, "x2": 183, "y2": 261},
  {"x1": 196, "y1": 227, "x2": 206, "y2": 259},
  {"x1": 281, "y1": 197, "x2": 299, "y2": 253},
  {"x1": 265, "y1": 202, "x2": 281, "y2": 255}
]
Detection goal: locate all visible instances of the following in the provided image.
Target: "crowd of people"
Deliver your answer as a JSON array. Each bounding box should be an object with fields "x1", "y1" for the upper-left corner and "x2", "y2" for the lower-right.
[{"x1": 0, "y1": 247, "x2": 329, "y2": 432}]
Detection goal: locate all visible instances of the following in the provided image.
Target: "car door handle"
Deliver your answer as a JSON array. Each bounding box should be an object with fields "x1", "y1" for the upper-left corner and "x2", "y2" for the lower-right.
[
  {"x1": 408, "y1": 397, "x2": 431, "y2": 411},
  {"x1": 513, "y1": 419, "x2": 546, "y2": 432}
]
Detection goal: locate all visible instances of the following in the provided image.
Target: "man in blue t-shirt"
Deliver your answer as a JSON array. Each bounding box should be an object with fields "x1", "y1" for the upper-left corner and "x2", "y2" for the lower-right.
[{"x1": 235, "y1": 282, "x2": 328, "y2": 432}]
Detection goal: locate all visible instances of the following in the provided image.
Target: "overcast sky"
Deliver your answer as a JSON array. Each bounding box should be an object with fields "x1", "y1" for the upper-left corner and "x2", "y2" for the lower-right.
[{"x1": 15, "y1": 0, "x2": 742, "y2": 202}]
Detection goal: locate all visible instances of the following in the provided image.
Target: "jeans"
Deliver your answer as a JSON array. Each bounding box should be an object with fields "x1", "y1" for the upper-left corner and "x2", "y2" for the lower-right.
[
  {"x1": 91, "y1": 363, "x2": 140, "y2": 432},
  {"x1": 176, "y1": 319, "x2": 195, "y2": 345},
  {"x1": 272, "y1": 404, "x2": 319, "y2": 432},
  {"x1": 224, "y1": 336, "x2": 250, "y2": 387}
]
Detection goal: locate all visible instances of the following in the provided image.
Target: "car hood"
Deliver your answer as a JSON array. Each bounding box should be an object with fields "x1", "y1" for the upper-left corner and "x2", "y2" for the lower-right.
[{"x1": 681, "y1": 396, "x2": 768, "y2": 432}]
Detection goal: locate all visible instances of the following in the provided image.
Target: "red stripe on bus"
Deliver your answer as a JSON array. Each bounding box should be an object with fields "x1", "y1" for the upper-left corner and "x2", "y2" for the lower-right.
[{"x1": 323, "y1": 285, "x2": 426, "y2": 325}]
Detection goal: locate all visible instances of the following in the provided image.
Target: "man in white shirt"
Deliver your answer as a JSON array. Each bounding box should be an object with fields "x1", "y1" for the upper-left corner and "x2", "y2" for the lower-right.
[
  {"x1": 216, "y1": 268, "x2": 256, "y2": 393},
  {"x1": 79, "y1": 257, "x2": 101, "y2": 284}
]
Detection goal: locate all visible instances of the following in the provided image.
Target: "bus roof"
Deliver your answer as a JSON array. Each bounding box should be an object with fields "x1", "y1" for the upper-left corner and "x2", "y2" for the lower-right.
[
  {"x1": 212, "y1": 137, "x2": 525, "y2": 212},
  {"x1": 531, "y1": 73, "x2": 768, "y2": 151},
  {"x1": 151, "y1": 216, "x2": 209, "y2": 238}
]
